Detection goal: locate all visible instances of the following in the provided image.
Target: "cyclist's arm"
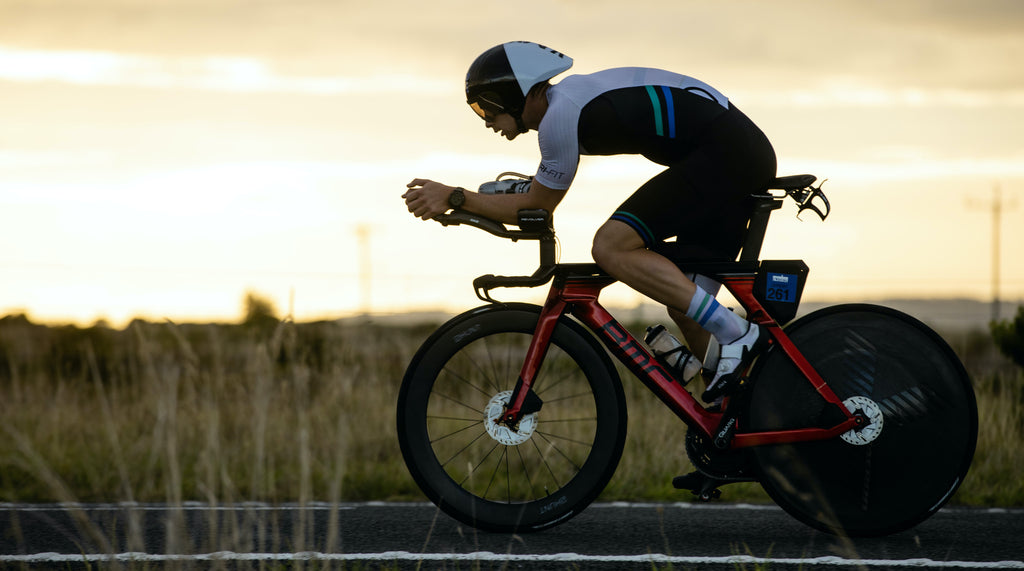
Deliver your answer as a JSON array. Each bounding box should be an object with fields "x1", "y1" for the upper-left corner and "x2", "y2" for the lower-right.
[
  {"x1": 404, "y1": 178, "x2": 566, "y2": 224},
  {"x1": 462, "y1": 179, "x2": 566, "y2": 224}
]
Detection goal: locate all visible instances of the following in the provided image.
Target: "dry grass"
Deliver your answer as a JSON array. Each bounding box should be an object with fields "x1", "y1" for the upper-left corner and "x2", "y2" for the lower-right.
[
  {"x1": 0, "y1": 316, "x2": 423, "y2": 505},
  {"x1": 0, "y1": 313, "x2": 1020, "y2": 511}
]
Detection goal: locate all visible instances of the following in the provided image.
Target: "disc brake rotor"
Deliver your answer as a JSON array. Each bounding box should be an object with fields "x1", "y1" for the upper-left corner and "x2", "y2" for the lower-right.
[
  {"x1": 484, "y1": 390, "x2": 538, "y2": 446},
  {"x1": 840, "y1": 395, "x2": 885, "y2": 445}
]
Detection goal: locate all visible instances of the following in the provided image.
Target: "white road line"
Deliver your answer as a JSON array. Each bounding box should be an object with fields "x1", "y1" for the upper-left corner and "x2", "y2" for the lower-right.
[
  {"x1": 0, "y1": 502, "x2": 359, "y2": 512},
  {"x1": 0, "y1": 551, "x2": 1022, "y2": 568},
  {"x1": 2, "y1": 501, "x2": 1020, "y2": 513}
]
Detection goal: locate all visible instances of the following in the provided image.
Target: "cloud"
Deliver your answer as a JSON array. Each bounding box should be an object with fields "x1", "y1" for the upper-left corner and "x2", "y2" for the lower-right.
[
  {"x1": 2, "y1": 0, "x2": 1021, "y2": 91},
  {"x1": 0, "y1": 45, "x2": 451, "y2": 95}
]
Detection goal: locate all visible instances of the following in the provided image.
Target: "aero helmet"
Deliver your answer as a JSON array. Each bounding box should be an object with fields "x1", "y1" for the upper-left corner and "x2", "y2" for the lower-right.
[{"x1": 466, "y1": 41, "x2": 572, "y2": 131}]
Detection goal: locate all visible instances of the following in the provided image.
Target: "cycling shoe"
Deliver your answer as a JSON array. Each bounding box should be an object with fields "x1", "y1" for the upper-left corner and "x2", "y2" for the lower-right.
[{"x1": 702, "y1": 323, "x2": 769, "y2": 402}]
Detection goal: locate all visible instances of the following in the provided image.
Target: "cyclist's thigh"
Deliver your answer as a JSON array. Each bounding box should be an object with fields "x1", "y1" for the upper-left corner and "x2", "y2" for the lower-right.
[
  {"x1": 616, "y1": 108, "x2": 778, "y2": 259},
  {"x1": 612, "y1": 155, "x2": 748, "y2": 258}
]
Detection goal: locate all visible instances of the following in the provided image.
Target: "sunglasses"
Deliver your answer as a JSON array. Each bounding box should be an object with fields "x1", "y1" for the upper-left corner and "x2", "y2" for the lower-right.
[{"x1": 469, "y1": 94, "x2": 505, "y2": 121}]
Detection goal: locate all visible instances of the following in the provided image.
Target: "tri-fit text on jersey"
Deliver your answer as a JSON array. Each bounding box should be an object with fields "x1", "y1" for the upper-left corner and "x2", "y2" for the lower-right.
[{"x1": 538, "y1": 163, "x2": 565, "y2": 180}]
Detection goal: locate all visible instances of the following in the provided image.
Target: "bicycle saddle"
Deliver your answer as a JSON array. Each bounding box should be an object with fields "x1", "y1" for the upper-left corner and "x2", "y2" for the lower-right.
[{"x1": 767, "y1": 174, "x2": 817, "y2": 190}]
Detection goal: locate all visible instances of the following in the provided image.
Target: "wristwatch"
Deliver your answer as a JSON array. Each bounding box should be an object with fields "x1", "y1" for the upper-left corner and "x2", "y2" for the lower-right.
[{"x1": 448, "y1": 187, "x2": 466, "y2": 209}]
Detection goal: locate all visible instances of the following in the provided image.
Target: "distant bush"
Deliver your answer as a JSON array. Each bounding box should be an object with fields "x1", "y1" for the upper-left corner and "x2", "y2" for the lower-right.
[
  {"x1": 242, "y1": 290, "x2": 279, "y2": 330},
  {"x1": 991, "y1": 305, "x2": 1024, "y2": 369}
]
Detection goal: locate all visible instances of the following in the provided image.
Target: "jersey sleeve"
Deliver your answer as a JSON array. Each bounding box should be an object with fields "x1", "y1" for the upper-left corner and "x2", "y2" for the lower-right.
[{"x1": 533, "y1": 99, "x2": 581, "y2": 190}]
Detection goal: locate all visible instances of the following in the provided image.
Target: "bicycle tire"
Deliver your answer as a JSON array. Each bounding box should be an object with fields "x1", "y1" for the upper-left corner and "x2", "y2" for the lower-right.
[
  {"x1": 397, "y1": 303, "x2": 627, "y2": 532},
  {"x1": 745, "y1": 304, "x2": 977, "y2": 537}
]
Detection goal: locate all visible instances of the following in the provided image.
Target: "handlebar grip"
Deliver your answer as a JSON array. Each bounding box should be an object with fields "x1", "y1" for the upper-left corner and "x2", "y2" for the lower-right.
[
  {"x1": 473, "y1": 266, "x2": 558, "y2": 302},
  {"x1": 434, "y1": 211, "x2": 511, "y2": 235},
  {"x1": 473, "y1": 272, "x2": 553, "y2": 291}
]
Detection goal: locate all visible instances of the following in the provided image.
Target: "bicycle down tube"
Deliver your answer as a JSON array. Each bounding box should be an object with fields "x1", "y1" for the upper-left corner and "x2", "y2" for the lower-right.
[{"x1": 499, "y1": 261, "x2": 863, "y2": 449}]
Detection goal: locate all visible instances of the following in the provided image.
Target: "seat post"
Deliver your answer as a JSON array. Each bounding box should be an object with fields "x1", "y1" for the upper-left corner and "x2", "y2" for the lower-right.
[{"x1": 739, "y1": 196, "x2": 783, "y2": 262}]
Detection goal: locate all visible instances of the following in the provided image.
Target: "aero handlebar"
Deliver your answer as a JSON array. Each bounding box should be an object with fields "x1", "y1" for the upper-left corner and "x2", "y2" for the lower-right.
[{"x1": 433, "y1": 209, "x2": 558, "y2": 302}]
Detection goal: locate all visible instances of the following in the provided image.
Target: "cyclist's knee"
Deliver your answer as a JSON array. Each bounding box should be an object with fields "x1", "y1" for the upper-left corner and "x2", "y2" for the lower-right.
[
  {"x1": 591, "y1": 234, "x2": 623, "y2": 271},
  {"x1": 592, "y1": 221, "x2": 642, "y2": 266}
]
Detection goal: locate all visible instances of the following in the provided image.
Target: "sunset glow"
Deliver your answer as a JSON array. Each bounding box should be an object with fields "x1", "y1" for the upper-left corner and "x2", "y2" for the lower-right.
[{"x1": 1, "y1": 0, "x2": 1021, "y2": 326}]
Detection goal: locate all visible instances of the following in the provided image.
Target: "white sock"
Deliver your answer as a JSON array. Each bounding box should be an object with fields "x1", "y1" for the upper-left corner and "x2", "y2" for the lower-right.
[{"x1": 686, "y1": 286, "x2": 747, "y2": 344}]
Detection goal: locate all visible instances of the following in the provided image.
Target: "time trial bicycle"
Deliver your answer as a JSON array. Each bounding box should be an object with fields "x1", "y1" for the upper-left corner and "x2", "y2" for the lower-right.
[{"x1": 396, "y1": 174, "x2": 977, "y2": 537}]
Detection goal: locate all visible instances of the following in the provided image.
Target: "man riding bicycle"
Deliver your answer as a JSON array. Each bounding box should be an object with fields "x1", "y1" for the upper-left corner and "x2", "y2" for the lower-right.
[{"x1": 402, "y1": 41, "x2": 776, "y2": 402}]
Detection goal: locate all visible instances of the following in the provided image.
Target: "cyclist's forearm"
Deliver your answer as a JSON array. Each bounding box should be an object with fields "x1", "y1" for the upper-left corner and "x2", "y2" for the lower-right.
[
  {"x1": 462, "y1": 181, "x2": 566, "y2": 224},
  {"x1": 462, "y1": 191, "x2": 537, "y2": 224}
]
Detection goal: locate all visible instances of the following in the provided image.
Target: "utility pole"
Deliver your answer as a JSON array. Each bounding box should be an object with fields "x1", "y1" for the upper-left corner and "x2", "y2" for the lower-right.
[
  {"x1": 992, "y1": 185, "x2": 1002, "y2": 323},
  {"x1": 355, "y1": 224, "x2": 372, "y2": 316},
  {"x1": 970, "y1": 185, "x2": 1016, "y2": 322}
]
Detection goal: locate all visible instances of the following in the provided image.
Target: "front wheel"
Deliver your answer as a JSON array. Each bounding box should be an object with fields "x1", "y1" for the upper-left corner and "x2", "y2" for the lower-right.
[
  {"x1": 745, "y1": 304, "x2": 978, "y2": 536},
  {"x1": 397, "y1": 304, "x2": 627, "y2": 532}
]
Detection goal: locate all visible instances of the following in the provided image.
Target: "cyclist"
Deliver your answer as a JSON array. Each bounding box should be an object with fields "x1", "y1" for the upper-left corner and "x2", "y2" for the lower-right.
[{"x1": 403, "y1": 41, "x2": 775, "y2": 402}]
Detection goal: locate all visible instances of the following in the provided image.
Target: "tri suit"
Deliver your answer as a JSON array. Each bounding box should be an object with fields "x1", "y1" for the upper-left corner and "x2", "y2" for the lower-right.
[{"x1": 534, "y1": 67, "x2": 777, "y2": 262}]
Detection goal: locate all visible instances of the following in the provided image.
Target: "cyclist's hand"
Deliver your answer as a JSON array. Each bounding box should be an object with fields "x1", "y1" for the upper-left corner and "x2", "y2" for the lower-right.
[{"x1": 404, "y1": 179, "x2": 453, "y2": 220}]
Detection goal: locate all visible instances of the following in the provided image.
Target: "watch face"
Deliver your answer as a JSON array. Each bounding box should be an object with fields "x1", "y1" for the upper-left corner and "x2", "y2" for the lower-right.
[{"x1": 449, "y1": 188, "x2": 465, "y2": 208}]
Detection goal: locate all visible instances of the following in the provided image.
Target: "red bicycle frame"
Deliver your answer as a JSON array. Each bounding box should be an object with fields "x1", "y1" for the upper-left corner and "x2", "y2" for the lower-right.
[{"x1": 500, "y1": 263, "x2": 863, "y2": 449}]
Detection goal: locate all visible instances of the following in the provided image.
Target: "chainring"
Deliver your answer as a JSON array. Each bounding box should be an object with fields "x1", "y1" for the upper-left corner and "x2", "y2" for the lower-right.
[{"x1": 685, "y1": 429, "x2": 755, "y2": 481}]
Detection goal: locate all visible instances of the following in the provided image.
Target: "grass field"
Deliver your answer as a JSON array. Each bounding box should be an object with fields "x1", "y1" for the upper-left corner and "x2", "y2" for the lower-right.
[{"x1": 0, "y1": 311, "x2": 1021, "y2": 509}]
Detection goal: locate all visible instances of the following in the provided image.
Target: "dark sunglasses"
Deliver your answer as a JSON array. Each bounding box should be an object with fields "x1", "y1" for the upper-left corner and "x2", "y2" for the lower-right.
[{"x1": 469, "y1": 94, "x2": 505, "y2": 121}]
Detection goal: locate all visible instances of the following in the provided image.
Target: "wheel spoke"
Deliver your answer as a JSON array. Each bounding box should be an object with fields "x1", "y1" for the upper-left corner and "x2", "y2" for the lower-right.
[
  {"x1": 440, "y1": 363, "x2": 498, "y2": 400},
  {"x1": 431, "y1": 390, "x2": 485, "y2": 416},
  {"x1": 535, "y1": 430, "x2": 585, "y2": 472},
  {"x1": 397, "y1": 309, "x2": 626, "y2": 532},
  {"x1": 441, "y1": 429, "x2": 490, "y2": 469},
  {"x1": 515, "y1": 445, "x2": 538, "y2": 500},
  {"x1": 427, "y1": 417, "x2": 484, "y2": 444}
]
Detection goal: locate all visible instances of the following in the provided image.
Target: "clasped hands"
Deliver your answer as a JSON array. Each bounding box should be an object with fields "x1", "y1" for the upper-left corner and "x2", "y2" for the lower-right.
[{"x1": 403, "y1": 179, "x2": 455, "y2": 220}]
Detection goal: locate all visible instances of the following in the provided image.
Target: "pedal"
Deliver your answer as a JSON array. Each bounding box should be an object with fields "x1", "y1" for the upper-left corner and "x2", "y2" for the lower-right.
[{"x1": 672, "y1": 471, "x2": 723, "y2": 502}]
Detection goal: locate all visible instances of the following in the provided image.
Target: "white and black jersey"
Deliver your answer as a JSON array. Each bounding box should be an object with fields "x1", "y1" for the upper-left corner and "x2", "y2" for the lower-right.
[{"x1": 532, "y1": 67, "x2": 777, "y2": 263}]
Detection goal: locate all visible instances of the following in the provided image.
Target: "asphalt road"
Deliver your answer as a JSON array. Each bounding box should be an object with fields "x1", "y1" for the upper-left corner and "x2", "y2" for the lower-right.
[{"x1": 2, "y1": 501, "x2": 1023, "y2": 569}]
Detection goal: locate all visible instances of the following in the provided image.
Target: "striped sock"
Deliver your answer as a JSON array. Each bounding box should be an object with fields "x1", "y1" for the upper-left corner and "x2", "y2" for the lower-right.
[{"x1": 686, "y1": 286, "x2": 747, "y2": 344}]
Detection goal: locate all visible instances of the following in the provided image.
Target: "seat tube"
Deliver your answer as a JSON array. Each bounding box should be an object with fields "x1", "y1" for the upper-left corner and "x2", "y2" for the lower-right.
[{"x1": 501, "y1": 286, "x2": 568, "y2": 424}]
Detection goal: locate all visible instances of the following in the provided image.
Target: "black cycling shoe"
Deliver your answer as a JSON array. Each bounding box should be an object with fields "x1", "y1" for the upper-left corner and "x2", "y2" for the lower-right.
[{"x1": 702, "y1": 324, "x2": 770, "y2": 402}]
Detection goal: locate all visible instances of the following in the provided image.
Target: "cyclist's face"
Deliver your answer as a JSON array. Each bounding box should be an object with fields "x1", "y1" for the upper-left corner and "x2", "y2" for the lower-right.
[{"x1": 484, "y1": 113, "x2": 519, "y2": 140}]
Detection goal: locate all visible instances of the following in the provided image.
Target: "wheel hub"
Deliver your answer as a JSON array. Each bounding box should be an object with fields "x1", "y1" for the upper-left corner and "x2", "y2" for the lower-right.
[
  {"x1": 484, "y1": 390, "x2": 538, "y2": 445},
  {"x1": 840, "y1": 395, "x2": 884, "y2": 445}
]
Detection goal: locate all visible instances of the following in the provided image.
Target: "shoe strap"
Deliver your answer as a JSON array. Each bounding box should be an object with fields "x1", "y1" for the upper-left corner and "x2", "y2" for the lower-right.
[{"x1": 720, "y1": 343, "x2": 746, "y2": 360}]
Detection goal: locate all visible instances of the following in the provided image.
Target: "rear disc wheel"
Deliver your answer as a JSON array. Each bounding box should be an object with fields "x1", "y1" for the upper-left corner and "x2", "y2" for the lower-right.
[{"x1": 745, "y1": 304, "x2": 977, "y2": 536}]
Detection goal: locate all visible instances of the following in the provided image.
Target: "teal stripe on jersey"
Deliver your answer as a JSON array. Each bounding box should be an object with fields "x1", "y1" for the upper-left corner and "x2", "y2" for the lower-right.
[
  {"x1": 644, "y1": 85, "x2": 664, "y2": 137},
  {"x1": 660, "y1": 86, "x2": 676, "y2": 138},
  {"x1": 610, "y1": 211, "x2": 656, "y2": 247}
]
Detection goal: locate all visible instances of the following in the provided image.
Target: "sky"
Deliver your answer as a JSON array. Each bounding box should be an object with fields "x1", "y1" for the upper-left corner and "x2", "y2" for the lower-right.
[{"x1": 1, "y1": 0, "x2": 1023, "y2": 326}]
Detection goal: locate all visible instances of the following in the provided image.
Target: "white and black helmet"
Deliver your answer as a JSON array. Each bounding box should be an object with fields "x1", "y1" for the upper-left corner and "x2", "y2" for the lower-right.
[{"x1": 465, "y1": 41, "x2": 573, "y2": 130}]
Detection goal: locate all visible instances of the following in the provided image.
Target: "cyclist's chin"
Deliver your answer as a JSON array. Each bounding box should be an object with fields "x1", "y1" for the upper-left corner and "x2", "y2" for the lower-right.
[{"x1": 501, "y1": 130, "x2": 519, "y2": 141}]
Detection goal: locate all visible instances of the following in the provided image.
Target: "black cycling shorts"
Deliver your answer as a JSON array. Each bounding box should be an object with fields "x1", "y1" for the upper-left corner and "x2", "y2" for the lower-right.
[{"x1": 578, "y1": 87, "x2": 777, "y2": 262}]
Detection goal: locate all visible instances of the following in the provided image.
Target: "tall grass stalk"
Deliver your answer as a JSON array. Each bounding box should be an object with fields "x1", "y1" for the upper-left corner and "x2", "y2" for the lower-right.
[
  {"x1": 0, "y1": 315, "x2": 1021, "y2": 528},
  {"x1": 0, "y1": 316, "x2": 417, "y2": 561}
]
